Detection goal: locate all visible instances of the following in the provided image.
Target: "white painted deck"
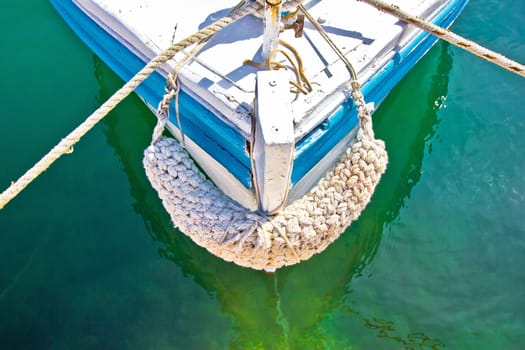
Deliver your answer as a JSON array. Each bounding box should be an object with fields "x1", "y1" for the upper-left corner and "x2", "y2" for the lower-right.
[{"x1": 73, "y1": 0, "x2": 448, "y2": 140}]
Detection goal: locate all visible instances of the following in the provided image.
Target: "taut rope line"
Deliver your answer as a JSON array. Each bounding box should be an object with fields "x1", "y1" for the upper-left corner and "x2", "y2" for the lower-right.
[
  {"x1": 0, "y1": 1, "x2": 263, "y2": 210},
  {"x1": 297, "y1": 4, "x2": 358, "y2": 81},
  {"x1": 358, "y1": 0, "x2": 525, "y2": 78}
]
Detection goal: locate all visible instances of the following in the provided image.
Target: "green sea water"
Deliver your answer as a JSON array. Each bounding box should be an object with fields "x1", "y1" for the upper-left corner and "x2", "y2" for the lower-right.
[{"x1": 1, "y1": 1, "x2": 524, "y2": 349}]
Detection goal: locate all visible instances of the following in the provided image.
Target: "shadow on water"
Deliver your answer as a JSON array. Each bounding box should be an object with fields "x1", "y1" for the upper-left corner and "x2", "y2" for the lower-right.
[
  {"x1": 95, "y1": 40, "x2": 453, "y2": 349},
  {"x1": 338, "y1": 40, "x2": 454, "y2": 350},
  {"x1": 374, "y1": 41, "x2": 453, "y2": 225}
]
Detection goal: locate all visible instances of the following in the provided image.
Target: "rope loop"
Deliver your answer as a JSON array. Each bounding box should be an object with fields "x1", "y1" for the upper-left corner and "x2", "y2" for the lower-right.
[{"x1": 244, "y1": 39, "x2": 313, "y2": 94}]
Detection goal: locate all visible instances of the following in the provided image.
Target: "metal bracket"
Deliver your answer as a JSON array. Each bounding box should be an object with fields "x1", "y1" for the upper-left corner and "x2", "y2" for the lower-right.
[{"x1": 284, "y1": 13, "x2": 305, "y2": 38}]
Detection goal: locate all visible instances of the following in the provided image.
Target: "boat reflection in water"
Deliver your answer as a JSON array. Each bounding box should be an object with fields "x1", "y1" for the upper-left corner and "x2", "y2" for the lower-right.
[{"x1": 96, "y1": 39, "x2": 453, "y2": 349}]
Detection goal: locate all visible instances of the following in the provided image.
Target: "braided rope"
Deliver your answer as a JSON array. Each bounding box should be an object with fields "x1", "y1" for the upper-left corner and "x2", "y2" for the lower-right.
[
  {"x1": 0, "y1": 1, "x2": 263, "y2": 210},
  {"x1": 358, "y1": 0, "x2": 525, "y2": 78}
]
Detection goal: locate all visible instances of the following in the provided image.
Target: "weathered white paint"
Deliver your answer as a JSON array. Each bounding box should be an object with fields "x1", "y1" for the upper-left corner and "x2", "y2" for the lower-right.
[{"x1": 253, "y1": 70, "x2": 294, "y2": 214}]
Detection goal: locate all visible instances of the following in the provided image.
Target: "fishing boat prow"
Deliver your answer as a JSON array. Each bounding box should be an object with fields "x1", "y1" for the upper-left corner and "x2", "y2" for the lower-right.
[{"x1": 50, "y1": 0, "x2": 469, "y2": 270}]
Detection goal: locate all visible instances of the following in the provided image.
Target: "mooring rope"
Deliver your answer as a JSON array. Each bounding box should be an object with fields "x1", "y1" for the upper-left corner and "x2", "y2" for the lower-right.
[
  {"x1": 0, "y1": 0, "x2": 264, "y2": 210},
  {"x1": 358, "y1": 0, "x2": 525, "y2": 78}
]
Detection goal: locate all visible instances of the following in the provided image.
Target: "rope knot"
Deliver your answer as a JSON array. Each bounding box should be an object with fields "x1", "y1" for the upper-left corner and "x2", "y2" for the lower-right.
[{"x1": 152, "y1": 72, "x2": 183, "y2": 144}]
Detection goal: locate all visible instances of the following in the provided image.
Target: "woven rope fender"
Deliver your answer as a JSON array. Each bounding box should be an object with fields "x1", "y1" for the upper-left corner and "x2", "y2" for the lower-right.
[{"x1": 143, "y1": 82, "x2": 387, "y2": 270}]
